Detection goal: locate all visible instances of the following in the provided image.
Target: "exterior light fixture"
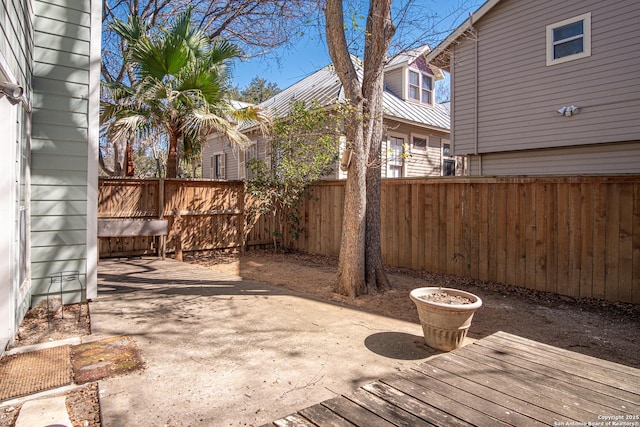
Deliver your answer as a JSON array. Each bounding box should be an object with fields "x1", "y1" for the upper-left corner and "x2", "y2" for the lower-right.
[
  {"x1": 557, "y1": 105, "x2": 580, "y2": 117},
  {"x1": 0, "y1": 81, "x2": 24, "y2": 105}
]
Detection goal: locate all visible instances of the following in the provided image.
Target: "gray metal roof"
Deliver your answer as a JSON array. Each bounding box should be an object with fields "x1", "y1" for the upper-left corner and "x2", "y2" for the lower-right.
[{"x1": 239, "y1": 59, "x2": 450, "y2": 132}]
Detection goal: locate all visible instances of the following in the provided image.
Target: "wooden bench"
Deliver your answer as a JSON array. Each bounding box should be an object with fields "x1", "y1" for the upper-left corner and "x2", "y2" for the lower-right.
[{"x1": 98, "y1": 219, "x2": 169, "y2": 259}]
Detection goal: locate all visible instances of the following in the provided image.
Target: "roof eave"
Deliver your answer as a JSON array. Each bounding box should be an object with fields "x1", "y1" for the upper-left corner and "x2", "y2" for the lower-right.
[
  {"x1": 424, "y1": 0, "x2": 502, "y2": 69},
  {"x1": 383, "y1": 113, "x2": 450, "y2": 134}
]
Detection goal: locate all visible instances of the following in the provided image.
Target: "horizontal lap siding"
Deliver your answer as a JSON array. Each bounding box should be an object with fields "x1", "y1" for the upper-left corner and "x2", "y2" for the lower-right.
[
  {"x1": 474, "y1": 141, "x2": 640, "y2": 175},
  {"x1": 30, "y1": 0, "x2": 93, "y2": 302},
  {"x1": 453, "y1": 0, "x2": 640, "y2": 158}
]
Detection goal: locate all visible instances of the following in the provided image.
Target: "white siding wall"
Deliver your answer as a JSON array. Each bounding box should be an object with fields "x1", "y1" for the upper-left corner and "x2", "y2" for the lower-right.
[
  {"x1": 0, "y1": 0, "x2": 33, "y2": 348},
  {"x1": 453, "y1": 0, "x2": 640, "y2": 172},
  {"x1": 30, "y1": 0, "x2": 98, "y2": 303},
  {"x1": 383, "y1": 67, "x2": 404, "y2": 99}
]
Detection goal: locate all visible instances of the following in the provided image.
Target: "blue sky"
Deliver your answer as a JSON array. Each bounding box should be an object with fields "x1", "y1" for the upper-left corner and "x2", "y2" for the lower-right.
[{"x1": 232, "y1": 1, "x2": 483, "y2": 91}]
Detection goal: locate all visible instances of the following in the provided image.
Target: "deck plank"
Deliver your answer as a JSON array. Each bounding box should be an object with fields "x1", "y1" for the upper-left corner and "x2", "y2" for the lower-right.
[
  {"x1": 406, "y1": 362, "x2": 549, "y2": 426},
  {"x1": 272, "y1": 413, "x2": 316, "y2": 427},
  {"x1": 483, "y1": 333, "x2": 639, "y2": 390},
  {"x1": 320, "y1": 396, "x2": 396, "y2": 427},
  {"x1": 466, "y1": 339, "x2": 640, "y2": 413},
  {"x1": 491, "y1": 331, "x2": 640, "y2": 378},
  {"x1": 414, "y1": 355, "x2": 564, "y2": 425},
  {"x1": 298, "y1": 404, "x2": 355, "y2": 427},
  {"x1": 346, "y1": 388, "x2": 434, "y2": 427},
  {"x1": 472, "y1": 336, "x2": 640, "y2": 407},
  {"x1": 380, "y1": 374, "x2": 512, "y2": 426},
  {"x1": 362, "y1": 381, "x2": 470, "y2": 427},
  {"x1": 264, "y1": 332, "x2": 640, "y2": 427},
  {"x1": 449, "y1": 345, "x2": 614, "y2": 419}
]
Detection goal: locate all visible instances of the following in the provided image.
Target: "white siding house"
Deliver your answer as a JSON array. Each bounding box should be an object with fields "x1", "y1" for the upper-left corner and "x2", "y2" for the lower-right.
[
  {"x1": 0, "y1": 0, "x2": 100, "y2": 352},
  {"x1": 202, "y1": 51, "x2": 453, "y2": 180}
]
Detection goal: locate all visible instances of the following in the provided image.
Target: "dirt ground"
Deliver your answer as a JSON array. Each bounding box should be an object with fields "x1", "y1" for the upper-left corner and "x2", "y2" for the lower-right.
[
  {"x1": 188, "y1": 250, "x2": 640, "y2": 369},
  {"x1": 2, "y1": 249, "x2": 639, "y2": 427}
]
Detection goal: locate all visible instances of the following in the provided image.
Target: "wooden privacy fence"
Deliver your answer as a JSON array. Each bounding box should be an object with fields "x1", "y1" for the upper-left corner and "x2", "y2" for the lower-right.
[
  {"x1": 98, "y1": 178, "x2": 276, "y2": 257},
  {"x1": 98, "y1": 176, "x2": 640, "y2": 304}
]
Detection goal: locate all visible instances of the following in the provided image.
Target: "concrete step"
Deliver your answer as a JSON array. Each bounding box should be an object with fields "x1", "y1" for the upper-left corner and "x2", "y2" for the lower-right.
[{"x1": 15, "y1": 395, "x2": 72, "y2": 427}]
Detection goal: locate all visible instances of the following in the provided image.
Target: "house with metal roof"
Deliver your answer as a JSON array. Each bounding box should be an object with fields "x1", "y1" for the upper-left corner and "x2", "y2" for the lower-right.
[{"x1": 202, "y1": 48, "x2": 455, "y2": 180}]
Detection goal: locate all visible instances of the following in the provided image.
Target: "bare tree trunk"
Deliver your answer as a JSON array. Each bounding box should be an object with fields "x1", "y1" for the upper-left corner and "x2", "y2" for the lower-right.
[
  {"x1": 363, "y1": 0, "x2": 394, "y2": 292},
  {"x1": 335, "y1": 119, "x2": 367, "y2": 297},
  {"x1": 326, "y1": 0, "x2": 394, "y2": 297},
  {"x1": 326, "y1": 0, "x2": 367, "y2": 297}
]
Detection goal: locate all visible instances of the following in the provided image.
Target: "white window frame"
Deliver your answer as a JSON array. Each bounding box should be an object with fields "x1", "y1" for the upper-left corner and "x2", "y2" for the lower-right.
[
  {"x1": 387, "y1": 135, "x2": 405, "y2": 178},
  {"x1": 407, "y1": 69, "x2": 433, "y2": 105},
  {"x1": 546, "y1": 12, "x2": 591, "y2": 66},
  {"x1": 411, "y1": 134, "x2": 428, "y2": 152}
]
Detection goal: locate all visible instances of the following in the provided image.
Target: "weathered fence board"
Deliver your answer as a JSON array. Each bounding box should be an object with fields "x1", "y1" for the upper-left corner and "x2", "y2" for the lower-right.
[{"x1": 98, "y1": 176, "x2": 640, "y2": 304}]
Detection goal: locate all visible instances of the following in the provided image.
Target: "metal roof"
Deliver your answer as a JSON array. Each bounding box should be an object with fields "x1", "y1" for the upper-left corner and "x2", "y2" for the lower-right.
[{"x1": 239, "y1": 58, "x2": 450, "y2": 132}]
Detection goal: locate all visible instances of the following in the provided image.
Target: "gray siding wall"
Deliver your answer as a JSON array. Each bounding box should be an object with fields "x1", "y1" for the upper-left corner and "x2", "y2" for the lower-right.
[
  {"x1": 468, "y1": 141, "x2": 640, "y2": 176},
  {"x1": 30, "y1": 0, "x2": 93, "y2": 302},
  {"x1": 453, "y1": 0, "x2": 640, "y2": 163}
]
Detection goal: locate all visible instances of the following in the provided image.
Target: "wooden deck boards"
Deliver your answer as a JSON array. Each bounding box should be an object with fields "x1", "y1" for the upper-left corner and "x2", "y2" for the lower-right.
[{"x1": 262, "y1": 331, "x2": 640, "y2": 427}]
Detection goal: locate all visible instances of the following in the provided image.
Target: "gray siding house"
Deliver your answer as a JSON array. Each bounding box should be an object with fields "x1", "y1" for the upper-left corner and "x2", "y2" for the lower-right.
[
  {"x1": 425, "y1": 0, "x2": 640, "y2": 175},
  {"x1": 203, "y1": 49, "x2": 455, "y2": 180},
  {"x1": 0, "y1": 0, "x2": 101, "y2": 352}
]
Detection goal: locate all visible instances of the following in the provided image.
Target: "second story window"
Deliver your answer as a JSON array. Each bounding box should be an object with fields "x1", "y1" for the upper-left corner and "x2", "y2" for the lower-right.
[
  {"x1": 408, "y1": 70, "x2": 433, "y2": 104},
  {"x1": 546, "y1": 12, "x2": 591, "y2": 66}
]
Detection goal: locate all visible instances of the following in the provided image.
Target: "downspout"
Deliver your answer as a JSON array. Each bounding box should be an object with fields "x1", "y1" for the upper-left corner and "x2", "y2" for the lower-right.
[
  {"x1": 471, "y1": 15, "x2": 481, "y2": 176},
  {"x1": 451, "y1": 46, "x2": 456, "y2": 173}
]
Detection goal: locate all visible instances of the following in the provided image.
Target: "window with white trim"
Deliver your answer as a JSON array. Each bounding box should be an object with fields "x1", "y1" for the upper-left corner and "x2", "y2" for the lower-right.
[
  {"x1": 408, "y1": 70, "x2": 433, "y2": 104},
  {"x1": 412, "y1": 136, "x2": 427, "y2": 151},
  {"x1": 546, "y1": 13, "x2": 591, "y2": 66},
  {"x1": 388, "y1": 136, "x2": 404, "y2": 178}
]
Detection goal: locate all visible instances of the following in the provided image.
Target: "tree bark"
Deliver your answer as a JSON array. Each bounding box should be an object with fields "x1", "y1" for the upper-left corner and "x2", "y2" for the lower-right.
[
  {"x1": 326, "y1": 0, "x2": 394, "y2": 297},
  {"x1": 326, "y1": 0, "x2": 367, "y2": 297},
  {"x1": 363, "y1": 0, "x2": 394, "y2": 292}
]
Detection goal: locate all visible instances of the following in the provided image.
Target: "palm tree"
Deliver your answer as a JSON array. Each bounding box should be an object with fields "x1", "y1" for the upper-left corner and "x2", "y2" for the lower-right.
[{"x1": 101, "y1": 9, "x2": 262, "y2": 178}]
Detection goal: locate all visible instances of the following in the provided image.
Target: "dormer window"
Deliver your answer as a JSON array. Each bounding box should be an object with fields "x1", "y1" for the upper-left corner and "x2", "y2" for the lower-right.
[{"x1": 408, "y1": 70, "x2": 432, "y2": 104}]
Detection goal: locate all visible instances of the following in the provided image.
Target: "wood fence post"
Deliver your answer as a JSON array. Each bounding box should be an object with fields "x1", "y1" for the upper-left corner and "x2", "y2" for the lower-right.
[
  {"x1": 173, "y1": 207, "x2": 183, "y2": 261},
  {"x1": 238, "y1": 182, "x2": 245, "y2": 252},
  {"x1": 159, "y1": 178, "x2": 165, "y2": 219}
]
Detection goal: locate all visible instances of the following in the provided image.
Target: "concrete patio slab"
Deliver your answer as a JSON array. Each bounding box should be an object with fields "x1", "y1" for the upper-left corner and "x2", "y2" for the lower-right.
[{"x1": 92, "y1": 258, "x2": 446, "y2": 426}]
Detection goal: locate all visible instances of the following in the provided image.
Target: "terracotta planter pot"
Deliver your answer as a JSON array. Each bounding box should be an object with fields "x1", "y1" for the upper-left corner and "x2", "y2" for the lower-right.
[{"x1": 410, "y1": 287, "x2": 482, "y2": 351}]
